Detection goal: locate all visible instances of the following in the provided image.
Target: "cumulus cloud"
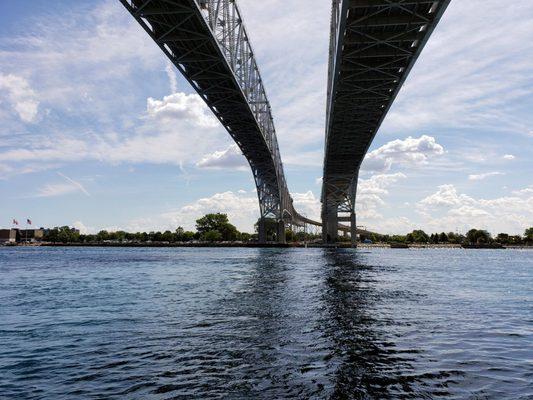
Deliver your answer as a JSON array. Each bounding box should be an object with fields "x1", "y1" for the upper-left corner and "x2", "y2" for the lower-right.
[
  {"x1": 362, "y1": 135, "x2": 444, "y2": 172},
  {"x1": 146, "y1": 92, "x2": 217, "y2": 127},
  {"x1": 73, "y1": 221, "x2": 93, "y2": 234},
  {"x1": 123, "y1": 191, "x2": 258, "y2": 232},
  {"x1": 356, "y1": 173, "x2": 407, "y2": 219},
  {"x1": 418, "y1": 184, "x2": 473, "y2": 207},
  {"x1": 196, "y1": 144, "x2": 247, "y2": 170},
  {"x1": 291, "y1": 191, "x2": 321, "y2": 221},
  {"x1": 416, "y1": 184, "x2": 533, "y2": 234},
  {"x1": 468, "y1": 171, "x2": 505, "y2": 181},
  {"x1": 122, "y1": 189, "x2": 324, "y2": 233},
  {"x1": 0, "y1": 74, "x2": 39, "y2": 122}
]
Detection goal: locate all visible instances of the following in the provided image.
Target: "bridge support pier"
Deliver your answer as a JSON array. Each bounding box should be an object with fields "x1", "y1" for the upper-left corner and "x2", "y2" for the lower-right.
[
  {"x1": 277, "y1": 220, "x2": 286, "y2": 244},
  {"x1": 350, "y1": 212, "x2": 357, "y2": 248},
  {"x1": 322, "y1": 210, "x2": 338, "y2": 244},
  {"x1": 258, "y1": 217, "x2": 267, "y2": 244}
]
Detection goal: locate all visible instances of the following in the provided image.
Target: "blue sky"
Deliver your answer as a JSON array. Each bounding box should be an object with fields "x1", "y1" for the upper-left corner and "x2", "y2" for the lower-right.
[{"x1": 0, "y1": 0, "x2": 531, "y2": 235}]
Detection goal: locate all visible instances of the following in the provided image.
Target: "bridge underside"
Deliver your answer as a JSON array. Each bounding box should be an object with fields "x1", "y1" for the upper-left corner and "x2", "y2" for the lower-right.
[
  {"x1": 322, "y1": 0, "x2": 450, "y2": 243},
  {"x1": 122, "y1": 0, "x2": 319, "y2": 243}
]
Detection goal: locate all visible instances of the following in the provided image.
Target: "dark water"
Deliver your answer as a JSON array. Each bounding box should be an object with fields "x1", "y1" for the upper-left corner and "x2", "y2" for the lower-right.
[{"x1": 0, "y1": 248, "x2": 532, "y2": 399}]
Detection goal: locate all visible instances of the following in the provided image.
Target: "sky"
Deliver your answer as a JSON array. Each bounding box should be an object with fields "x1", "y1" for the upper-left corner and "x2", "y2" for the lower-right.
[{"x1": 0, "y1": 0, "x2": 532, "y2": 235}]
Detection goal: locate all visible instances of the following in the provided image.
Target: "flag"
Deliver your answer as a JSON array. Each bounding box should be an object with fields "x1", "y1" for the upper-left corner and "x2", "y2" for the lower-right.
[
  {"x1": 12, "y1": 219, "x2": 18, "y2": 225},
  {"x1": 27, "y1": 219, "x2": 32, "y2": 225}
]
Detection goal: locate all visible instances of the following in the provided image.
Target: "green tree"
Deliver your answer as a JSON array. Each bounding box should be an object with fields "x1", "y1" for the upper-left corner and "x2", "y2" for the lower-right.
[
  {"x1": 254, "y1": 217, "x2": 278, "y2": 241},
  {"x1": 182, "y1": 231, "x2": 195, "y2": 242},
  {"x1": 439, "y1": 232, "x2": 448, "y2": 243},
  {"x1": 161, "y1": 230, "x2": 173, "y2": 242},
  {"x1": 466, "y1": 229, "x2": 491, "y2": 244},
  {"x1": 174, "y1": 227, "x2": 185, "y2": 241},
  {"x1": 390, "y1": 235, "x2": 406, "y2": 243},
  {"x1": 496, "y1": 233, "x2": 509, "y2": 244},
  {"x1": 96, "y1": 230, "x2": 109, "y2": 242},
  {"x1": 405, "y1": 230, "x2": 429, "y2": 243},
  {"x1": 525, "y1": 227, "x2": 533, "y2": 244},
  {"x1": 285, "y1": 229, "x2": 296, "y2": 242},
  {"x1": 203, "y1": 230, "x2": 222, "y2": 242},
  {"x1": 196, "y1": 213, "x2": 240, "y2": 241}
]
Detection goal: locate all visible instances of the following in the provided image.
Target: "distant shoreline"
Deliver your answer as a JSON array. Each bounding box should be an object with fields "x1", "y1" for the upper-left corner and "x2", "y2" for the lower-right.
[{"x1": 4, "y1": 242, "x2": 532, "y2": 249}]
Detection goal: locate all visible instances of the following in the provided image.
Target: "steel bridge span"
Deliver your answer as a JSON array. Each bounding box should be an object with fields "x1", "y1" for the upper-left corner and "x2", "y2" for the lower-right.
[
  {"x1": 121, "y1": 0, "x2": 319, "y2": 243},
  {"x1": 322, "y1": 0, "x2": 450, "y2": 245},
  {"x1": 121, "y1": 0, "x2": 449, "y2": 244}
]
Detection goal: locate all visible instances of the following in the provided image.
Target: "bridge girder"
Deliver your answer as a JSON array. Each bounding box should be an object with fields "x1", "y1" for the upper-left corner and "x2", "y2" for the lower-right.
[
  {"x1": 121, "y1": 0, "x2": 319, "y2": 241},
  {"x1": 322, "y1": 0, "x2": 450, "y2": 243}
]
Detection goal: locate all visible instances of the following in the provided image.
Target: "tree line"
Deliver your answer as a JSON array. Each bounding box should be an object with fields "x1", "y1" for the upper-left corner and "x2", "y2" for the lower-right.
[
  {"x1": 42, "y1": 214, "x2": 533, "y2": 245},
  {"x1": 361, "y1": 228, "x2": 533, "y2": 245}
]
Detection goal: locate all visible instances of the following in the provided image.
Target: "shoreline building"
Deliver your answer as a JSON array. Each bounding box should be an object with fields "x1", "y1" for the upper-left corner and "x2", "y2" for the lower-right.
[
  {"x1": 0, "y1": 228, "x2": 45, "y2": 244},
  {"x1": 0, "y1": 229, "x2": 17, "y2": 244}
]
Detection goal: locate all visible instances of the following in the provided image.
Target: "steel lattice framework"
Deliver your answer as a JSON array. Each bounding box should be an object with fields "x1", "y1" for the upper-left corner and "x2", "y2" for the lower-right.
[
  {"x1": 121, "y1": 0, "x2": 318, "y2": 242},
  {"x1": 322, "y1": 0, "x2": 450, "y2": 243}
]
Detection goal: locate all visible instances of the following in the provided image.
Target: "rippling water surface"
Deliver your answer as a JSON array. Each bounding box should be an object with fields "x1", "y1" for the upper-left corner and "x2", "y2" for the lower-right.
[{"x1": 0, "y1": 247, "x2": 532, "y2": 399}]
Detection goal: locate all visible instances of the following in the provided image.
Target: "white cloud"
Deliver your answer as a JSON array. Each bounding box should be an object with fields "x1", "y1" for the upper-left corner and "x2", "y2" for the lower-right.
[
  {"x1": 35, "y1": 172, "x2": 90, "y2": 197},
  {"x1": 146, "y1": 92, "x2": 217, "y2": 128},
  {"x1": 284, "y1": 150, "x2": 323, "y2": 167},
  {"x1": 362, "y1": 135, "x2": 444, "y2": 172},
  {"x1": 165, "y1": 62, "x2": 178, "y2": 93},
  {"x1": 418, "y1": 184, "x2": 471, "y2": 207},
  {"x1": 291, "y1": 191, "x2": 321, "y2": 221},
  {"x1": 357, "y1": 173, "x2": 407, "y2": 219},
  {"x1": 36, "y1": 183, "x2": 80, "y2": 198},
  {"x1": 416, "y1": 184, "x2": 533, "y2": 234},
  {"x1": 503, "y1": 154, "x2": 515, "y2": 160},
  {"x1": 123, "y1": 189, "x2": 324, "y2": 233},
  {"x1": 0, "y1": 92, "x2": 227, "y2": 168},
  {"x1": 512, "y1": 186, "x2": 533, "y2": 196},
  {"x1": 57, "y1": 172, "x2": 90, "y2": 196},
  {"x1": 382, "y1": 0, "x2": 533, "y2": 136},
  {"x1": 124, "y1": 191, "x2": 259, "y2": 232},
  {"x1": 196, "y1": 144, "x2": 247, "y2": 170},
  {"x1": 0, "y1": 74, "x2": 39, "y2": 122},
  {"x1": 238, "y1": 0, "x2": 331, "y2": 151},
  {"x1": 0, "y1": 2, "x2": 162, "y2": 125},
  {"x1": 73, "y1": 221, "x2": 93, "y2": 234},
  {"x1": 468, "y1": 171, "x2": 505, "y2": 181}
]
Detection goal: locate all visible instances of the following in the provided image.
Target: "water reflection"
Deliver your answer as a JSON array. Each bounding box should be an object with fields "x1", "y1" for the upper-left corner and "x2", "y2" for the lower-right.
[
  {"x1": 319, "y1": 249, "x2": 419, "y2": 398},
  {"x1": 2, "y1": 247, "x2": 530, "y2": 399},
  {"x1": 220, "y1": 248, "x2": 327, "y2": 398},
  {"x1": 216, "y1": 248, "x2": 421, "y2": 398}
]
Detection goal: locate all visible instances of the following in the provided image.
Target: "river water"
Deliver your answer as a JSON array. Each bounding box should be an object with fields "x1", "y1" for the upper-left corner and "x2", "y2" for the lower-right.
[{"x1": 0, "y1": 247, "x2": 531, "y2": 399}]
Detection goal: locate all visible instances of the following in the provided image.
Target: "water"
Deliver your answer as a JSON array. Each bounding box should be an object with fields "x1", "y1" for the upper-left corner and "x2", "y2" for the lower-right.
[{"x1": 0, "y1": 247, "x2": 531, "y2": 399}]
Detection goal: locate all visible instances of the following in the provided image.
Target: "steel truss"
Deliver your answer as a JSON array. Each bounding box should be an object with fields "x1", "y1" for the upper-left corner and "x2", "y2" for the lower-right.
[
  {"x1": 121, "y1": 0, "x2": 318, "y2": 242},
  {"x1": 322, "y1": 0, "x2": 450, "y2": 243}
]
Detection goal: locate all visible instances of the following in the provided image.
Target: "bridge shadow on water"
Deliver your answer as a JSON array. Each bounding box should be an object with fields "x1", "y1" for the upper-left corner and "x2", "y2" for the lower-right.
[
  {"x1": 319, "y1": 249, "x2": 422, "y2": 399},
  {"x1": 214, "y1": 248, "x2": 423, "y2": 399}
]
